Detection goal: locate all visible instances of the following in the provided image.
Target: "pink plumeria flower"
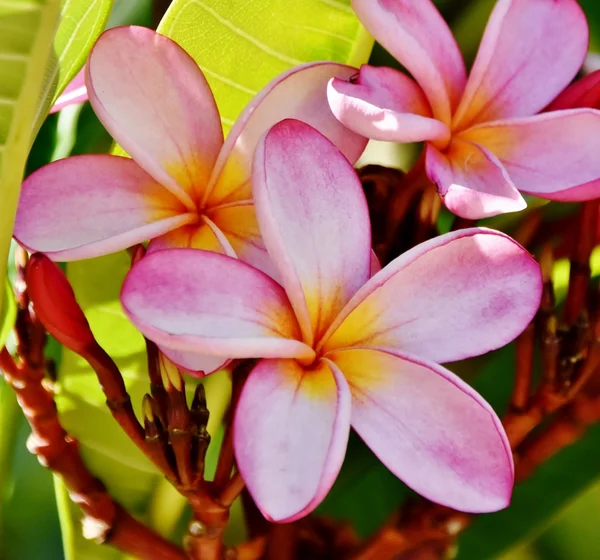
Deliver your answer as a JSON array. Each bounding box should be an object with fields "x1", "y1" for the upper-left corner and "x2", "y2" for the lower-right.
[
  {"x1": 50, "y1": 68, "x2": 88, "y2": 113},
  {"x1": 328, "y1": 0, "x2": 600, "y2": 219},
  {"x1": 15, "y1": 26, "x2": 365, "y2": 268},
  {"x1": 121, "y1": 119, "x2": 542, "y2": 521}
]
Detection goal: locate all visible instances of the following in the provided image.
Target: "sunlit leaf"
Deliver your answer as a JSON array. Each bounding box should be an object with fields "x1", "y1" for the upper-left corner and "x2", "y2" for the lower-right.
[
  {"x1": 0, "y1": 0, "x2": 61, "y2": 321},
  {"x1": 158, "y1": 0, "x2": 374, "y2": 133},
  {"x1": 33, "y1": 0, "x2": 114, "y2": 132}
]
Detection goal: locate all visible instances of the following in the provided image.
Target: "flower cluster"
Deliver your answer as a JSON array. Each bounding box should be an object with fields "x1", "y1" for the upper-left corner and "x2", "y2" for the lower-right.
[{"x1": 18, "y1": 0, "x2": 600, "y2": 523}]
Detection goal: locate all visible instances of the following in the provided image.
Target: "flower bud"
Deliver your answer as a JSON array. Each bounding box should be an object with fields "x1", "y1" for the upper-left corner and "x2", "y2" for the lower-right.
[{"x1": 26, "y1": 253, "x2": 96, "y2": 354}]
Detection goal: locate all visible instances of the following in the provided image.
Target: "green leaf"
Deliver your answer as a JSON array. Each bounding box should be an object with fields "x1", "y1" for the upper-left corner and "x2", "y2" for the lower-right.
[
  {"x1": 32, "y1": 0, "x2": 114, "y2": 132},
  {"x1": 0, "y1": 0, "x2": 61, "y2": 321},
  {"x1": 157, "y1": 0, "x2": 373, "y2": 133}
]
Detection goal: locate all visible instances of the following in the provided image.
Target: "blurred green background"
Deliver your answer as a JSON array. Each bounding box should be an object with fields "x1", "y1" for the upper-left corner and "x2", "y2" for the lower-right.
[{"x1": 2, "y1": 0, "x2": 600, "y2": 558}]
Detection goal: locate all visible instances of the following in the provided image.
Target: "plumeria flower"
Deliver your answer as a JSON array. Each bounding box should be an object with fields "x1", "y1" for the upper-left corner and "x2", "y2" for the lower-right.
[
  {"x1": 15, "y1": 25, "x2": 365, "y2": 270},
  {"x1": 15, "y1": 26, "x2": 365, "y2": 373},
  {"x1": 121, "y1": 119, "x2": 542, "y2": 521},
  {"x1": 328, "y1": 0, "x2": 600, "y2": 219}
]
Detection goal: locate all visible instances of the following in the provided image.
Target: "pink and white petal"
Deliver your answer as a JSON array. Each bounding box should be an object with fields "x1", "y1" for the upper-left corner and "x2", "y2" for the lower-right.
[
  {"x1": 121, "y1": 249, "x2": 314, "y2": 361},
  {"x1": 158, "y1": 345, "x2": 229, "y2": 377},
  {"x1": 50, "y1": 68, "x2": 87, "y2": 113},
  {"x1": 352, "y1": 0, "x2": 466, "y2": 124},
  {"x1": 87, "y1": 26, "x2": 223, "y2": 206},
  {"x1": 234, "y1": 358, "x2": 351, "y2": 522},
  {"x1": 426, "y1": 139, "x2": 527, "y2": 219},
  {"x1": 208, "y1": 202, "x2": 278, "y2": 280},
  {"x1": 453, "y1": 0, "x2": 588, "y2": 129},
  {"x1": 253, "y1": 120, "x2": 371, "y2": 346},
  {"x1": 204, "y1": 62, "x2": 368, "y2": 207},
  {"x1": 465, "y1": 109, "x2": 600, "y2": 200},
  {"x1": 327, "y1": 348, "x2": 513, "y2": 512},
  {"x1": 15, "y1": 155, "x2": 192, "y2": 261},
  {"x1": 327, "y1": 65, "x2": 450, "y2": 143},
  {"x1": 321, "y1": 228, "x2": 541, "y2": 364},
  {"x1": 547, "y1": 70, "x2": 600, "y2": 111}
]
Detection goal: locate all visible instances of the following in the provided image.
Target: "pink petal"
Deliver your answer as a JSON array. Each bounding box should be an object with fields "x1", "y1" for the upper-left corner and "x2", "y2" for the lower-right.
[
  {"x1": 86, "y1": 26, "x2": 223, "y2": 208},
  {"x1": 547, "y1": 70, "x2": 600, "y2": 111},
  {"x1": 204, "y1": 62, "x2": 368, "y2": 207},
  {"x1": 158, "y1": 346, "x2": 229, "y2": 377},
  {"x1": 351, "y1": 0, "x2": 466, "y2": 124},
  {"x1": 253, "y1": 120, "x2": 371, "y2": 346},
  {"x1": 234, "y1": 358, "x2": 351, "y2": 522},
  {"x1": 50, "y1": 68, "x2": 87, "y2": 113},
  {"x1": 327, "y1": 348, "x2": 513, "y2": 512},
  {"x1": 426, "y1": 139, "x2": 526, "y2": 219},
  {"x1": 121, "y1": 249, "x2": 314, "y2": 362},
  {"x1": 327, "y1": 65, "x2": 450, "y2": 143},
  {"x1": 14, "y1": 155, "x2": 193, "y2": 261},
  {"x1": 464, "y1": 109, "x2": 600, "y2": 201},
  {"x1": 453, "y1": 0, "x2": 588, "y2": 129},
  {"x1": 321, "y1": 228, "x2": 541, "y2": 364}
]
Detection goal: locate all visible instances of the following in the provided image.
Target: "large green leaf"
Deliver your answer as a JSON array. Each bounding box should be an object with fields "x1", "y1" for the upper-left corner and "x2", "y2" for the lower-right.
[
  {"x1": 0, "y1": 0, "x2": 61, "y2": 321},
  {"x1": 158, "y1": 0, "x2": 373, "y2": 133},
  {"x1": 32, "y1": 0, "x2": 114, "y2": 133}
]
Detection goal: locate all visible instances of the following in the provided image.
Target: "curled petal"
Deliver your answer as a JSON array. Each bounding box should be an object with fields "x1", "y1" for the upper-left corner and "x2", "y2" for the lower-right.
[
  {"x1": 327, "y1": 348, "x2": 513, "y2": 512},
  {"x1": 453, "y1": 0, "x2": 588, "y2": 129},
  {"x1": 327, "y1": 65, "x2": 450, "y2": 143},
  {"x1": 253, "y1": 120, "x2": 371, "y2": 346},
  {"x1": 547, "y1": 70, "x2": 600, "y2": 111},
  {"x1": 321, "y1": 228, "x2": 541, "y2": 364},
  {"x1": 204, "y1": 62, "x2": 368, "y2": 207},
  {"x1": 464, "y1": 109, "x2": 600, "y2": 201},
  {"x1": 50, "y1": 68, "x2": 87, "y2": 113},
  {"x1": 351, "y1": 0, "x2": 466, "y2": 123},
  {"x1": 426, "y1": 140, "x2": 526, "y2": 219},
  {"x1": 87, "y1": 26, "x2": 223, "y2": 207},
  {"x1": 121, "y1": 249, "x2": 314, "y2": 362},
  {"x1": 15, "y1": 155, "x2": 193, "y2": 261},
  {"x1": 234, "y1": 358, "x2": 351, "y2": 522}
]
